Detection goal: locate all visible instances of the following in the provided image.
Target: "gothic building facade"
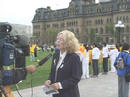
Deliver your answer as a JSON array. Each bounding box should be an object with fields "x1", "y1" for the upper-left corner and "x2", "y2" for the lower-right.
[{"x1": 32, "y1": 0, "x2": 130, "y2": 45}]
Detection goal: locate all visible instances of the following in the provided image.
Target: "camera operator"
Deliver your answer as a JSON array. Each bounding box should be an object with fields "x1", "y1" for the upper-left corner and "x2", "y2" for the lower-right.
[{"x1": 0, "y1": 22, "x2": 37, "y2": 97}]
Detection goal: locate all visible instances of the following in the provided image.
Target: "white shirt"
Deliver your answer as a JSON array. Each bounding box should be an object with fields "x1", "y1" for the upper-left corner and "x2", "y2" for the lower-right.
[
  {"x1": 109, "y1": 49, "x2": 119, "y2": 60},
  {"x1": 56, "y1": 51, "x2": 67, "y2": 71},
  {"x1": 102, "y1": 46, "x2": 109, "y2": 58},
  {"x1": 56, "y1": 51, "x2": 67, "y2": 89},
  {"x1": 92, "y1": 47, "x2": 100, "y2": 59}
]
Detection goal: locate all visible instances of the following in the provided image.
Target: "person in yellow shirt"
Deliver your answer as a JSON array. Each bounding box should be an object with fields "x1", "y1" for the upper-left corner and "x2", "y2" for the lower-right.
[
  {"x1": 30, "y1": 44, "x2": 35, "y2": 61},
  {"x1": 88, "y1": 46, "x2": 92, "y2": 66},
  {"x1": 51, "y1": 45, "x2": 54, "y2": 52},
  {"x1": 79, "y1": 44, "x2": 90, "y2": 79}
]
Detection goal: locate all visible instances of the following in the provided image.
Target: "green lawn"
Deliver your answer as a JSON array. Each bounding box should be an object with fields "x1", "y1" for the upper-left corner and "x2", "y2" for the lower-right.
[
  {"x1": 12, "y1": 50, "x2": 53, "y2": 90},
  {"x1": 11, "y1": 50, "x2": 111, "y2": 90}
]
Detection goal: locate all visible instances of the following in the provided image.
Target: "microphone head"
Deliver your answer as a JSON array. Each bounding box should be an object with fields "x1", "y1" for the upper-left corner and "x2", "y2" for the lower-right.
[{"x1": 38, "y1": 54, "x2": 52, "y2": 66}]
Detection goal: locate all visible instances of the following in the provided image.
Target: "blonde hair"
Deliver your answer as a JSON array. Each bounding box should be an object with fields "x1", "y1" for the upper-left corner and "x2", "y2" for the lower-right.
[{"x1": 58, "y1": 30, "x2": 80, "y2": 53}]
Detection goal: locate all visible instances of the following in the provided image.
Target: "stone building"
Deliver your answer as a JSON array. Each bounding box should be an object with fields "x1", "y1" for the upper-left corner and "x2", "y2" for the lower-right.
[{"x1": 32, "y1": 0, "x2": 130, "y2": 45}]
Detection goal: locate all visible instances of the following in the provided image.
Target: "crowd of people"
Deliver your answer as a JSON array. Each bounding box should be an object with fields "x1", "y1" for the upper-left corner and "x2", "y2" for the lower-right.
[{"x1": 76, "y1": 42, "x2": 120, "y2": 79}]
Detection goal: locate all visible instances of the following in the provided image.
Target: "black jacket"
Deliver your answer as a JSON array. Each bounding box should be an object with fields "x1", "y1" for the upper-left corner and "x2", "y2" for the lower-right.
[{"x1": 49, "y1": 51, "x2": 82, "y2": 97}]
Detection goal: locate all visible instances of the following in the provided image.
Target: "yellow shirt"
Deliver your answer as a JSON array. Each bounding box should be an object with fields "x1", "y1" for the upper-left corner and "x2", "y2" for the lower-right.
[
  {"x1": 30, "y1": 46, "x2": 34, "y2": 54},
  {"x1": 88, "y1": 49, "x2": 92, "y2": 62},
  {"x1": 79, "y1": 45, "x2": 86, "y2": 57}
]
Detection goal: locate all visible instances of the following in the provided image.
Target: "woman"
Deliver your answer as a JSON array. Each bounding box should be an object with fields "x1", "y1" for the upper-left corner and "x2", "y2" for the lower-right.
[
  {"x1": 44, "y1": 30, "x2": 82, "y2": 97},
  {"x1": 114, "y1": 43, "x2": 130, "y2": 97},
  {"x1": 80, "y1": 44, "x2": 89, "y2": 79},
  {"x1": 109, "y1": 45, "x2": 119, "y2": 72}
]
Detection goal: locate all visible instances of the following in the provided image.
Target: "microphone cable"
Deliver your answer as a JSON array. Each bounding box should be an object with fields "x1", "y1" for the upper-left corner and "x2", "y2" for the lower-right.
[
  {"x1": 15, "y1": 84, "x2": 22, "y2": 97},
  {"x1": 30, "y1": 73, "x2": 33, "y2": 97},
  {"x1": 15, "y1": 73, "x2": 33, "y2": 97},
  {"x1": 15, "y1": 53, "x2": 52, "y2": 97}
]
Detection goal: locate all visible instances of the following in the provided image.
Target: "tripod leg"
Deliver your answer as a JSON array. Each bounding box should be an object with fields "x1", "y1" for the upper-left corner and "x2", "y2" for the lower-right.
[
  {"x1": 0, "y1": 92, "x2": 2, "y2": 97},
  {"x1": 0, "y1": 86, "x2": 8, "y2": 97}
]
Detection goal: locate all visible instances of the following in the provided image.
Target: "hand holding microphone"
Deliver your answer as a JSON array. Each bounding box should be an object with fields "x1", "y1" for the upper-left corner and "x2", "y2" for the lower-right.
[
  {"x1": 26, "y1": 65, "x2": 36, "y2": 73},
  {"x1": 26, "y1": 54, "x2": 52, "y2": 73}
]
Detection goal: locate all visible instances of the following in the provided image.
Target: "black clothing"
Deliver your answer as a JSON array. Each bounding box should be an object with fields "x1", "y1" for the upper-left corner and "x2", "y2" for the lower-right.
[
  {"x1": 92, "y1": 59, "x2": 99, "y2": 76},
  {"x1": 49, "y1": 52, "x2": 82, "y2": 97},
  {"x1": 103, "y1": 57, "x2": 108, "y2": 72}
]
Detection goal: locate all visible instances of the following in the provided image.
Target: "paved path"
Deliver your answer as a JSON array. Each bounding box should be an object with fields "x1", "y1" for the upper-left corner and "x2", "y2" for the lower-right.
[{"x1": 13, "y1": 72, "x2": 130, "y2": 97}]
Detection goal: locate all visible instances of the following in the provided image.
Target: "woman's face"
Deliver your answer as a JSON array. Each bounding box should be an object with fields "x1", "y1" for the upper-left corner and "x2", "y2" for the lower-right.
[{"x1": 56, "y1": 33, "x2": 65, "y2": 51}]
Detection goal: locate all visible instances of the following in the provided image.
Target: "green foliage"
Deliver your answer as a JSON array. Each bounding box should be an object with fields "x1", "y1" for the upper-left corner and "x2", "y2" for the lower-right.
[
  {"x1": 105, "y1": 23, "x2": 114, "y2": 35},
  {"x1": 89, "y1": 28, "x2": 96, "y2": 43},
  {"x1": 44, "y1": 28, "x2": 58, "y2": 44},
  {"x1": 96, "y1": 36, "x2": 103, "y2": 43},
  {"x1": 105, "y1": 23, "x2": 115, "y2": 43}
]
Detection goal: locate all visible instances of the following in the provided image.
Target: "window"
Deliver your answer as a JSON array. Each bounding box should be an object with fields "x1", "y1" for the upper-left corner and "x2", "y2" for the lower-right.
[
  {"x1": 100, "y1": 28, "x2": 104, "y2": 34},
  {"x1": 86, "y1": 28, "x2": 88, "y2": 34},
  {"x1": 34, "y1": 25, "x2": 40, "y2": 29},
  {"x1": 52, "y1": 24, "x2": 59, "y2": 28},
  {"x1": 76, "y1": 28, "x2": 79, "y2": 35},
  {"x1": 106, "y1": 37, "x2": 109, "y2": 43},
  {"x1": 46, "y1": 24, "x2": 50, "y2": 28},
  {"x1": 60, "y1": 23, "x2": 65, "y2": 28},
  {"x1": 95, "y1": 28, "x2": 98, "y2": 33},
  {"x1": 126, "y1": 26, "x2": 130, "y2": 33}
]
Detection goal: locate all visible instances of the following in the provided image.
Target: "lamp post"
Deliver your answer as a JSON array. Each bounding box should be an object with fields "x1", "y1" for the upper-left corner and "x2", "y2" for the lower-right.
[{"x1": 115, "y1": 20, "x2": 125, "y2": 44}]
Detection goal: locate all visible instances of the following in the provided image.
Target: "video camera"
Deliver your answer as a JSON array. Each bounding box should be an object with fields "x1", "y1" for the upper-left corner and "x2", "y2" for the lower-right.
[{"x1": 0, "y1": 22, "x2": 30, "y2": 68}]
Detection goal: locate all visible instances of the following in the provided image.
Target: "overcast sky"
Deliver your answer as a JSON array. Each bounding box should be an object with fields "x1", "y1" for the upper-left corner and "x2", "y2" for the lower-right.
[{"x1": 0, "y1": 0, "x2": 71, "y2": 25}]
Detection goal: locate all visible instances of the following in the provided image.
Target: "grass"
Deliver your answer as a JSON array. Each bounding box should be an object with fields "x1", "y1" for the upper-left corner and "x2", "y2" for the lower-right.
[
  {"x1": 11, "y1": 50, "x2": 53, "y2": 91},
  {"x1": 11, "y1": 50, "x2": 111, "y2": 91}
]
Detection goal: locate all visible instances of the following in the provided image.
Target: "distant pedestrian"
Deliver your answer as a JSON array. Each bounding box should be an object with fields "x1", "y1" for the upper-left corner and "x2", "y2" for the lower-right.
[
  {"x1": 30, "y1": 44, "x2": 35, "y2": 61},
  {"x1": 109, "y1": 45, "x2": 119, "y2": 72},
  {"x1": 88, "y1": 46, "x2": 92, "y2": 66},
  {"x1": 102, "y1": 43, "x2": 109, "y2": 74},
  {"x1": 34, "y1": 46, "x2": 38, "y2": 57},
  {"x1": 91, "y1": 43, "x2": 100, "y2": 77},
  {"x1": 80, "y1": 44, "x2": 89, "y2": 79}
]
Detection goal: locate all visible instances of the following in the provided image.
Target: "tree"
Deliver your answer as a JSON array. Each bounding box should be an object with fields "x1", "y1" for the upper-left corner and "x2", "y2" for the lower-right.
[
  {"x1": 89, "y1": 28, "x2": 96, "y2": 44},
  {"x1": 96, "y1": 36, "x2": 103, "y2": 43},
  {"x1": 44, "y1": 28, "x2": 58, "y2": 44},
  {"x1": 105, "y1": 23, "x2": 115, "y2": 43}
]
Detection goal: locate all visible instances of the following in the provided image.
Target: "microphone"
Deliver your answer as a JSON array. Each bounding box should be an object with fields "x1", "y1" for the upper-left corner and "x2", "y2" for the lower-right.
[{"x1": 36, "y1": 54, "x2": 52, "y2": 67}]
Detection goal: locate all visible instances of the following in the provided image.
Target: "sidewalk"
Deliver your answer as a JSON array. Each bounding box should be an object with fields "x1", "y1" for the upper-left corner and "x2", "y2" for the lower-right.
[{"x1": 13, "y1": 72, "x2": 130, "y2": 97}]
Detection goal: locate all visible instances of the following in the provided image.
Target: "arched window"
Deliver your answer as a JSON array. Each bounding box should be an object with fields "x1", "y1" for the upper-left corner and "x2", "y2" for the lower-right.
[
  {"x1": 126, "y1": 26, "x2": 130, "y2": 33},
  {"x1": 95, "y1": 28, "x2": 98, "y2": 33},
  {"x1": 100, "y1": 27, "x2": 104, "y2": 34}
]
